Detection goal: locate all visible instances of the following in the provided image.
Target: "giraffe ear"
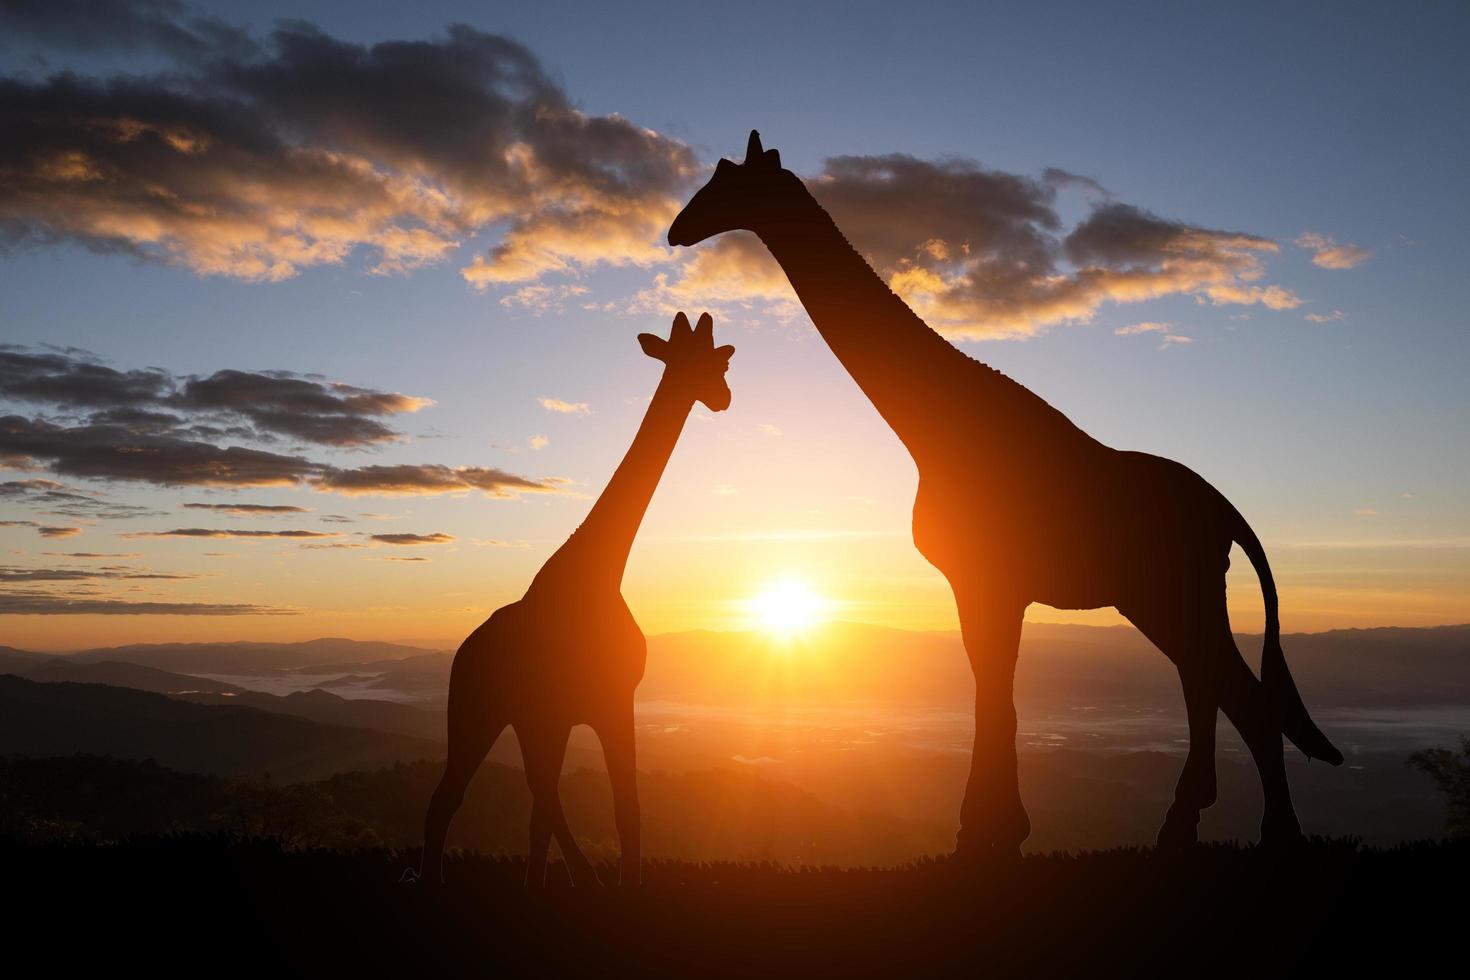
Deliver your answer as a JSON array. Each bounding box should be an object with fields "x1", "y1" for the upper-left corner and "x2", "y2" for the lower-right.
[
  {"x1": 638, "y1": 333, "x2": 670, "y2": 362},
  {"x1": 716, "y1": 344, "x2": 735, "y2": 362},
  {"x1": 744, "y1": 130, "x2": 763, "y2": 164}
]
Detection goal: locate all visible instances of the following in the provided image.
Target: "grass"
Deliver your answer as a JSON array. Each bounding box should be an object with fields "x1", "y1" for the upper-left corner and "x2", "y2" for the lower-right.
[{"x1": 8, "y1": 835, "x2": 1459, "y2": 975}]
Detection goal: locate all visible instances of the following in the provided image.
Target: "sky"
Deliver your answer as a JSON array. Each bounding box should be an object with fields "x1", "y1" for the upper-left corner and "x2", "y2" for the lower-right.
[{"x1": 0, "y1": 0, "x2": 1466, "y2": 650}]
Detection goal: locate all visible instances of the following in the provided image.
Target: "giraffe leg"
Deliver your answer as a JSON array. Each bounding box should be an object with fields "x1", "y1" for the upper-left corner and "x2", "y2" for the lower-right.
[
  {"x1": 1125, "y1": 591, "x2": 1224, "y2": 849},
  {"x1": 1158, "y1": 669, "x2": 1218, "y2": 848},
  {"x1": 521, "y1": 723, "x2": 601, "y2": 887},
  {"x1": 417, "y1": 715, "x2": 503, "y2": 885},
  {"x1": 1218, "y1": 651, "x2": 1304, "y2": 846},
  {"x1": 595, "y1": 698, "x2": 641, "y2": 886},
  {"x1": 953, "y1": 590, "x2": 1029, "y2": 858}
]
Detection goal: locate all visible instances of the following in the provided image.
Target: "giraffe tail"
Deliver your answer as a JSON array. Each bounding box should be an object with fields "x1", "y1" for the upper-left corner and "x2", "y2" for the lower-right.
[{"x1": 1228, "y1": 502, "x2": 1344, "y2": 767}]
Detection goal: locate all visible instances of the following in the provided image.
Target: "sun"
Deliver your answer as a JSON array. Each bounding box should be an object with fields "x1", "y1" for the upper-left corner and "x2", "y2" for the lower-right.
[{"x1": 747, "y1": 579, "x2": 829, "y2": 635}]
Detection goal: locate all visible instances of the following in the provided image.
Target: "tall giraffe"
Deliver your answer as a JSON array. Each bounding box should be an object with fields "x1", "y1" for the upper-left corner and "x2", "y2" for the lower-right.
[
  {"x1": 669, "y1": 132, "x2": 1341, "y2": 855},
  {"x1": 413, "y1": 312, "x2": 734, "y2": 885}
]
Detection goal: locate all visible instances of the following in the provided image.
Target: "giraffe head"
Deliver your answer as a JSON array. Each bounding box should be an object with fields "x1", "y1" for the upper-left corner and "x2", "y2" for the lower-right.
[
  {"x1": 638, "y1": 312, "x2": 735, "y2": 411},
  {"x1": 667, "y1": 130, "x2": 804, "y2": 247}
]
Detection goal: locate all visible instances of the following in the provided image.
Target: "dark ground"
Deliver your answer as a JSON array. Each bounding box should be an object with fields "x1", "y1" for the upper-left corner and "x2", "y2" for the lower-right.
[{"x1": 8, "y1": 835, "x2": 1460, "y2": 976}]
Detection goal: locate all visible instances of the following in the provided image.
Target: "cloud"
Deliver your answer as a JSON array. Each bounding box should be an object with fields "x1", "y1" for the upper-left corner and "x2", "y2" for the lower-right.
[
  {"x1": 649, "y1": 156, "x2": 1302, "y2": 339},
  {"x1": 1114, "y1": 321, "x2": 1191, "y2": 349},
  {"x1": 181, "y1": 502, "x2": 309, "y2": 514},
  {"x1": 174, "y1": 370, "x2": 432, "y2": 446},
  {"x1": 368, "y1": 532, "x2": 454, "y2": 546},
  {"x1": 1295, "y1": 232, "x2": 1372, "y2": 270},
  {"x1": 1114, "y1": 322, "x2": 1170, "y2": 335},
  {"x1": 1, "y1": 349, "x2": 565, "y2": 497},
  {"x1": 0, "y1": 517, "x2": 84, "y2": 538},
  {"x1": 0, "y1": 476, "x2": 158, "y2": 519},
  {"x1": 758, "y1": 423, "x2": 782, "y2": 437},
  {"x1": 0, "y1": 565, "x2": 197, "y2": 582},
  {"x1": 497, "y1": 284, "x2": 590, "y2": 313},
  {"x1": 528, "y1": 434, "x2": 549, "y2": 450},
  {"x1": 538, "y1": 396, "x2": 590, "y2": 415},
  {"x1": 42, "y1": 552, "x2": 143, "y2": 558},
  {"x1": 0, "y1": 347, "x2": 430, "y2": 448},
  {"x1": 1305, "y1": 310, "x2": 1347, "y2": 324},
  {"x1": 0, "y1": 7, "x2": 696, "y2": 285},
  {"x1": 312, "y1": 463, "x2": 568, "y2": 497},
  {"x1": 0, "y1": 0, "x2": 259, "y2": 62},
  {"x1": 122, "y1": 527, "x2": 339, "y2": 538},
  {"x1": 0, "y1": 413, "x2": 322, "y2": 485},
  {"x1": 371, "y1": 555, "x2": 430, "y2": 562},
  {"x1": 0, "y1": 590, "x2": 292, "y2": 615}
]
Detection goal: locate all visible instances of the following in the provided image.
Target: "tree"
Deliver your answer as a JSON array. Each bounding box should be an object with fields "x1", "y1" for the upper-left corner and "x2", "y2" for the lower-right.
[{"x1": 1408, "y1": 736, "x2": 1470, "y2": 839}]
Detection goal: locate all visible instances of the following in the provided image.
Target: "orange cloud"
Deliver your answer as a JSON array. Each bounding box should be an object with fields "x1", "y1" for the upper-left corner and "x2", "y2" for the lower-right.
[
  {"x1": 538, "y1": 397, "x2": 591, "y2": 415},
  {"x1": 649, "y1": 158, "x2": 1302, "y2": 340},
  {"x1": 0, "y1": 22, "x2": 697, "y2": 287},
  {"x1": 1296, "y1": 232, "x2": 1372, "y2": 270}
]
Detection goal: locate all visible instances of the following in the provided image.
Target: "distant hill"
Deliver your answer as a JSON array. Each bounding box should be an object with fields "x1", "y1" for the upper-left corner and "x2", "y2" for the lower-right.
[
  {"x1": 0, "y1": 646, "x2": 52, "y2": 673},
  {"x1": 640, "y1": 621, "x2": 1470, "y2": 710},
  {"x1": 23, "y1": 624, "x2": 1467, "y2": 715},
  {"x1": 0, "y1": 675, "x2": 442, "y2": 782},
  {"x1": 68, "y1": 637, "x2": 444, "y2": 674},
  {"x1": 17, "y1": 659, "x2": 248, "y2": 695},
  {"x1": 176, "y1": 688, "x2": 445, "y2": 742}
]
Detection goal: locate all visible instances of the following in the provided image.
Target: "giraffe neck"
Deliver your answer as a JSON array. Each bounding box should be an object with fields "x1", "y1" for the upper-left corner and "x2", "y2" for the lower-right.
[
  {"x1": 534, "y1": 374, "x2": 694, "y2": 593},
  {"x1": 756, "y1": 191, "x2": 971, "y2": 457}
]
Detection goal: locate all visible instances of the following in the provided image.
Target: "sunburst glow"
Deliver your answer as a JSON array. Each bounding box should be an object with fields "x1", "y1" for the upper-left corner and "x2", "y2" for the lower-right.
[{"x1": 747, "y1": 579, "x2": 829, "y2": 634}]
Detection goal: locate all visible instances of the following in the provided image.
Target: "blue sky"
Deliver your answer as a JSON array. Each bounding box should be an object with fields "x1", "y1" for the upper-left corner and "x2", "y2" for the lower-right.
[{"x1": 0, "y1": 0, "x2": 1465, "y2": 647}]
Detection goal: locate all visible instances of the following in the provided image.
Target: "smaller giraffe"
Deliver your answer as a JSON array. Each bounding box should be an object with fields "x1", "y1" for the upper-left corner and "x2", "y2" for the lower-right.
[{"x1": 412, "y1": 312, "x2": 734, "y2": 887}]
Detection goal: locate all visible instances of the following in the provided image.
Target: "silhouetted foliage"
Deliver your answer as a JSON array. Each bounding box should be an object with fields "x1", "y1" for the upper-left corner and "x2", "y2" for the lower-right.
[{"x1": 1408, "y1": 737, "x2": 1470, "y2": 838}]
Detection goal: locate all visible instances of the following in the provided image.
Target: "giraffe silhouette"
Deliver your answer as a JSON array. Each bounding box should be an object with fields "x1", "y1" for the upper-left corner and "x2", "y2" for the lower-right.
[
  {"x1": 411, "y1": 312, "x2": 734, "y2": 886},
  {"x1": 669, "y1": 132, "x2": 1342, "y2": 856}
]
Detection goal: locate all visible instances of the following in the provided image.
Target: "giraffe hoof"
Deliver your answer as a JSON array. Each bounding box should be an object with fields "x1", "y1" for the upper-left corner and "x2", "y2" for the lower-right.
[
  {"x1": 1156, "y1": 813, "x2": 1200, "y2": 850},
  {"x1": 1156, "y1": 825, "x2": 1199, "y2": 851}
]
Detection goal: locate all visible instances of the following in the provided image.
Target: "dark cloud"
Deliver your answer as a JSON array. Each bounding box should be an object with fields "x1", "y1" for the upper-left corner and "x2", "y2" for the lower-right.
[
  {"x1": 369, "y1": 532, "x2": 454, "y2": 546},
  {"x1": 181, "y1": 502, "x2": 309, "y2": 515},
  {"x1": 0, "y1": 347, "x2": 171, "y2": 407},
  {"x1": 123, "y1": 527, "x2": 339, "y2": 538},
  {"x1": 42, "y1": 551, "x2": 143, "y2": 558},
  {"x1": 0, "y1": 589, "x2": 291, "y2": 615},
  {"x1": 0, "y1": 5, "x2": 696, "y2": 284},
  {"x1": 0, "y1": 414, "x2": 321, "y2": 485},
  {"x1": 0, "y1": 476, "x2": 160, "y2": 519},
  {"x1": 0, "y1": 516, "x2": 83, "y2": 538},
  {"x1": 0, "y1": 346, "x2": 429, "y2": 448},
  {"x1": 0, "y1": 0, "x2": 258, "y2": 61},
  {"x1": 313, "y1": 463, "x2": 568, "y2": 497},
  {"x1": 0, "y1": 564, "x2": 197, "y2": 581},
  {"x1": 0, "y1": 411, "x2": 568, "y2": 497},
  {"x1": 173, "y1": 370, "x2": 430, "y2": 446},
  {"x1": 652, "y1": 154, "x2": 1299, "y2": 339}
]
